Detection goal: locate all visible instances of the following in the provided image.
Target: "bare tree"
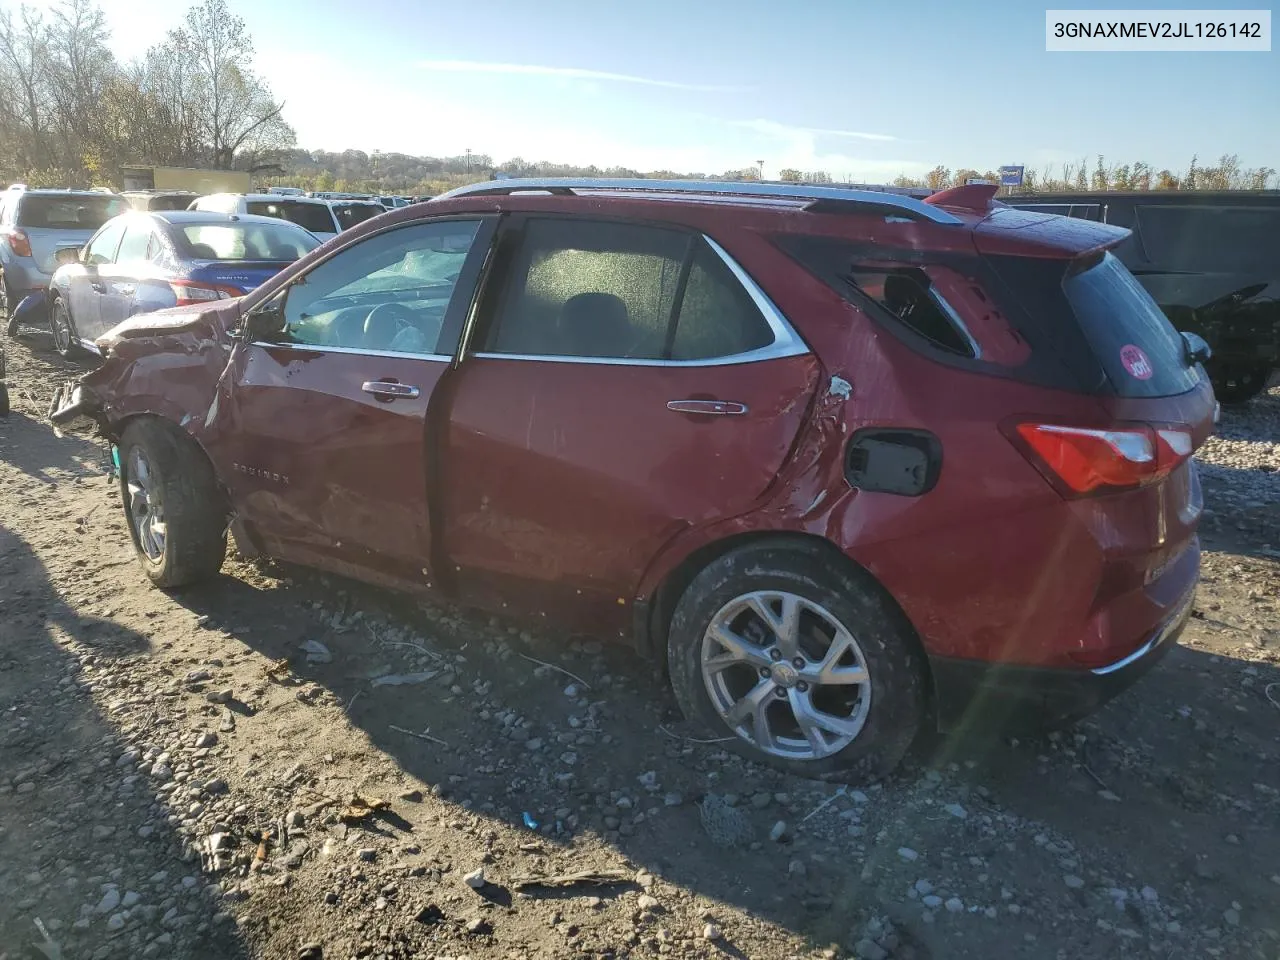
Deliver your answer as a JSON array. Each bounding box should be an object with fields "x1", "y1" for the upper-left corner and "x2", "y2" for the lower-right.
[{"x1": 167, "y1": 0, "x2": 293, "y2": 169}]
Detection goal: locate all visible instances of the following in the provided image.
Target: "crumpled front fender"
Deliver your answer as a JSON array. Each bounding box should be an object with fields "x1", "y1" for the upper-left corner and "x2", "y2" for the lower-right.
[{"x1": 47, "y1": 301, "x2": 240, "y2": 448}]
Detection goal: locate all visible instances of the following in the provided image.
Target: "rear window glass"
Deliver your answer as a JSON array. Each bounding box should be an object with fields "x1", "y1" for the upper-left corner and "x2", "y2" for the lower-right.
[
  {"x1": 1135, "y1": 205, "x2": 1280, "y2": 274},
  {"x1": 179, "y1": 222, "x2": 320, "y2": 261},
  {"x1": 245, "y1": 201, "x2": 335, "y2": 234},
  {"x1": 1061, "y1": 252, "x2": 1201, "y2": 397},
  {"x1": 18, "y1": 195, "x2": 128, "y2": 229},
  {"x1": 987, "y1": 251, "x2": 1201, "y2": 398},
  {"x1": 331, "y1": 203, "x2": 382, "y2": 229}
]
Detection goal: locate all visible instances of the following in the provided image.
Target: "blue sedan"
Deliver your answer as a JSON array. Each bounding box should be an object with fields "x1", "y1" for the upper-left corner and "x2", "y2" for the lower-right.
[{"x1": 38, "y1": 210, "x2": 321, "y2": 357}]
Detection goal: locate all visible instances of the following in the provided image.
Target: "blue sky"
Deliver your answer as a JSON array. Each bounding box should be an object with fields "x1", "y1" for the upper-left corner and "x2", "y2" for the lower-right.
[{"x1": 31, "y1": 0, "x2": 1280, "y2": 179}]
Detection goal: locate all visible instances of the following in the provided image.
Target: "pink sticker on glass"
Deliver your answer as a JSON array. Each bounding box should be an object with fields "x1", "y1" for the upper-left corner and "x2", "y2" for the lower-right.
[{"x1": 1119, "y1": 344, "x2": 1153, "y2": 380}]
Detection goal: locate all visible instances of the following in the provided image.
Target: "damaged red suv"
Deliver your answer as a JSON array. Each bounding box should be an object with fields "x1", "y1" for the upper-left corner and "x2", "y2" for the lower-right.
[{"x1": 50, "y1": 178, "x2": 1215, "y2": 779}]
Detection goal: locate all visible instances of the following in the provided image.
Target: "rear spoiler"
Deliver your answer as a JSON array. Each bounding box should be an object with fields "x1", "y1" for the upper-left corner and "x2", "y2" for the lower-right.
[{"x1": 924, "y1": 183, "x2": 1001, "y2": 214}]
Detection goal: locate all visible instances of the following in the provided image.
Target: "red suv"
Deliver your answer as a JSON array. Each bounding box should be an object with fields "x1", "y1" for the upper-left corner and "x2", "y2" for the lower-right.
[{"x1": 50, "y1": 178, "x2": 1215, "y2": 780}]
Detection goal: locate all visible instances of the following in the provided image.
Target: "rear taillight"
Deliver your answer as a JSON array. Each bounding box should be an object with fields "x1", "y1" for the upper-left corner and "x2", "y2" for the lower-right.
[
  {"x1": 6, "y1": 229, "x2": 31, "y2": 258},
  {"x1": 169, "y1": 280, "x2": 244, "y2": 307},
  {"x1": 1007, "y1": 420, "x2": 1194, "y2": 498}
]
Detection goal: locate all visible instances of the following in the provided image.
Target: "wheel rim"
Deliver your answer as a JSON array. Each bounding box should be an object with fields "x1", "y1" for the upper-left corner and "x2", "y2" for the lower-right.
[
  {"x1": 51, "y1": 302, "x2": 71, "y2": 354},
  {"x1": 700, "y1": 590, "x2": 873, "y2": 761},
  {"x1": 127, "y1": 448, "x2": 166, "y2": 562}
]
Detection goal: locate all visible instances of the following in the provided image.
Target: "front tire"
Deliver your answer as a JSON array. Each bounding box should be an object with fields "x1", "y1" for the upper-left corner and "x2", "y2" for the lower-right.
[
  {"x1": 666, "y1": 541, "x2": 926, "y2": 782},
  {"x1": 119, "y1": 418, "x2": 228, "y2": 588},
  {"x1": 49, "y1": 294, "x2": 77, "y2": 358}
]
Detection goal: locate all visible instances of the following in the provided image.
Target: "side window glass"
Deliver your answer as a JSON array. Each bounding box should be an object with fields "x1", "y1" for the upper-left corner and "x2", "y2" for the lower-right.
[
  {"x1": 485, "y1": 220, "x2": 687, "y2": 359},
  {"x1": 848, "y1": 267, "x2": 977, "y2": 358},
  {"x1": 146, "y1": 233, "x2": 166, "y2": 263},
  {"x1": 485, "y1": 220, "x2": 778, "y2": 362},
  {"x1": 115, "y1": 225, "x2": 151, "y2": 265},
  {"x1": 280, "y1": 219, "x2": 481, "y2": 356},
  {"x1": 84, "y1": 220, "x2": 126, "y2": 265},
  {"x1": 670, "y1": 243, "x2": 774, "y2": 360}
]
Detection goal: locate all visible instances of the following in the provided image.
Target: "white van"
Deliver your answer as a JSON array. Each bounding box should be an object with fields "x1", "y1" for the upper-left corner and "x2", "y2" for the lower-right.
[{"x1": 189, "y1": 193, "x2": 339, "y2": 240}]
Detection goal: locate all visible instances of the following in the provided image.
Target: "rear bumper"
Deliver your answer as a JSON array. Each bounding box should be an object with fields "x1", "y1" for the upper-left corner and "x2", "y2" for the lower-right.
[
  {"x1": 2, "y1": 260, "x2": 51, "y2": 295},
  {"x1": 930, "y1": 586, "x2": 1195, "y2": 732}
]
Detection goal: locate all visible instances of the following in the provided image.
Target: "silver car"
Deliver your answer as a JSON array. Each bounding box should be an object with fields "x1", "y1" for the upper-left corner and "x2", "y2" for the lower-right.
[{"x1": 1, "y1": 186, "x2": 130, "y2": 330}]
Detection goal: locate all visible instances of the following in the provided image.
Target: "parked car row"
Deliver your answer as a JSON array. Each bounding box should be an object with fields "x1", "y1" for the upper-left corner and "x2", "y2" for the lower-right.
[
  {"x1": 0, "y1": 183, "x2": 411, "y2": 354},
  {"x1": 44, "y1": 176, "x2": 1216, "y2": 780}
]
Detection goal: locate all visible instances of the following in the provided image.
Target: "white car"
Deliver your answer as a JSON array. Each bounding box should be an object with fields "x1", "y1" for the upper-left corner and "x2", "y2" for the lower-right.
[{"x1": 188, "y1": 193, "x2": 341, "y2": 240}]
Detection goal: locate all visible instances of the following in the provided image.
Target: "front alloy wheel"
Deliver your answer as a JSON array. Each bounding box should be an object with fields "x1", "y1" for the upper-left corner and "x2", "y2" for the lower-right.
[
  {"x1": 126, "y1": 446, "x2": 167, "y2": 563},
  {"x1": 702, "y1": 590, "x2": 872, "y2": 760}
]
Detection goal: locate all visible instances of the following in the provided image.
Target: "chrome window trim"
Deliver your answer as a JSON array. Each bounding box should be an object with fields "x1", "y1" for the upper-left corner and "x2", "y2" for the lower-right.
[
  {"x1": 247, "y1": 341, "x2": 452, "y2": 363},
  {"x1": 473, "y1": 232, "x2": 810, "y2": 369}
]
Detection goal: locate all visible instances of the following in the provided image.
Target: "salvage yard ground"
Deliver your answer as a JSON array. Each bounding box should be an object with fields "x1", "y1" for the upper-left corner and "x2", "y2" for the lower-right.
[{"x1": 1, "y1": 334, "x2": 1279, "y2": 960}]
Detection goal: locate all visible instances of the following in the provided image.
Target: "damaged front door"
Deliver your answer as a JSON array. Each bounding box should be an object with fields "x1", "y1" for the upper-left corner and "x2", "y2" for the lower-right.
[{"x1": 216, "y1": 217, "x2": 494, "y2": 591}]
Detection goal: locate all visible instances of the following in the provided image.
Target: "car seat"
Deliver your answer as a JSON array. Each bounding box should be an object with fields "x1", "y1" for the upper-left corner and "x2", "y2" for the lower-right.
[{"x1": 557, "y1": 292, "x2": 632, "y2": 357}]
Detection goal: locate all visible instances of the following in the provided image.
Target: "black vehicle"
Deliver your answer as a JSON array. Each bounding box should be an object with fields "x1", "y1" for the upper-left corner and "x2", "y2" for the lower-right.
[{"x1": 1002, "y1": 190, "x2": 1280, "y2": 403}]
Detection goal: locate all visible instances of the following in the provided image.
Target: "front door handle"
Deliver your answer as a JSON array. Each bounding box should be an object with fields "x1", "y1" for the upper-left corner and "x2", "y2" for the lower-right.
[
  {"x1": 362, "y1": 380, "x2": 421, "y2": 401},
  {"x1": 667, "y1": 399, "x2": 748, "y2": 416}
]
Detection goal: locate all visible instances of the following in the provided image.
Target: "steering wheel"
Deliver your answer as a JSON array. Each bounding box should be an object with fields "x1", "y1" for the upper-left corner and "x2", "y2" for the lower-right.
[{"x1": 362, "y1": 302, "x2": 418, "y2": 350}]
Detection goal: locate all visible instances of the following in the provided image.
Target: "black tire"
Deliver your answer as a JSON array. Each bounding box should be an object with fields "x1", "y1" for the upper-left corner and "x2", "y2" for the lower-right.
[
  {"x1": 1211, "y1": 363, "x2": 1272, "y2": 405},
  {"x1": 666, "y1": 540, "x2": 926, "y2": 782},
  {"x1": 49, "y1": 294, "x2": 76, "y2": 358},
  {"x1": 119, "y1": 418, "x2": 228, "y2": 588}
]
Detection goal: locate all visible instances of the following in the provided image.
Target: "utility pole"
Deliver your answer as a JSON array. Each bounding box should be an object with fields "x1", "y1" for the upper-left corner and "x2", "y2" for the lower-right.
[{"x1": 756, "y1": 160, "x2": 765, "y2": 181}]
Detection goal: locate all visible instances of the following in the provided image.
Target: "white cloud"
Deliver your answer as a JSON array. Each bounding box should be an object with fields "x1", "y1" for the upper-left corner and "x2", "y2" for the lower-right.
[
  {"x1": 417, "y1": 59, "x2": 748, "y2": 93},
  {"x1": 731, "y1": 118, "x2": 899, "y2": 143}
]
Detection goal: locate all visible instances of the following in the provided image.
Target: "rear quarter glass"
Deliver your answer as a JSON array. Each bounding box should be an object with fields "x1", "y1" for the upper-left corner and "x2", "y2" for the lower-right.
[{"x1": 987, "y1": 251, "x2": 1202, "y2": 399}]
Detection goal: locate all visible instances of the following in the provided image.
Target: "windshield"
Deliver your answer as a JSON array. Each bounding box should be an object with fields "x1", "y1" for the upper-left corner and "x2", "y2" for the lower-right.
[
  {"x1": 245, "y1": 200, "x2": 334, "y2": 234},
  {"x1": 331, "y1": 203, "x2": 382, "y2": 229},
  {"x1": 178, "y1": 222, "x2": 321, "y2": 261},
  {"x1": 18, "y1": 194, "x2": 129, "y2": 229}
]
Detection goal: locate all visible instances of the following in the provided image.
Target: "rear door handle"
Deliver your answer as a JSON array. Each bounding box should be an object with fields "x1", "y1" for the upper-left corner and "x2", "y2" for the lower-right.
[
  {"x1": 362, "y1": 380, "x2": 421, "y2": 401},
  {"x1": 667, "y1": 399, "x2": 748, "y2": 416}
]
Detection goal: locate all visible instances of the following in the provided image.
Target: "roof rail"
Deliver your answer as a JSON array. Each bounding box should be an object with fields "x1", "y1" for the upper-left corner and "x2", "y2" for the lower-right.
[{"x1": 432, "y1": 177, "x2": 963, "y2": 224}]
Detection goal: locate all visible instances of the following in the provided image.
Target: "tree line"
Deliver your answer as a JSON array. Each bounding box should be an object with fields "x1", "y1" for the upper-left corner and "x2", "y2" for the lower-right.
[
  {"x1": 0, "y1": 0, "x2": 1273, "y2": 196},
  {"x1": 881, "y1": 154, "x2": 1276, "y2": 193},
  {"x1": 0, "y1": 0, "x2": 291, "y2": 187}
]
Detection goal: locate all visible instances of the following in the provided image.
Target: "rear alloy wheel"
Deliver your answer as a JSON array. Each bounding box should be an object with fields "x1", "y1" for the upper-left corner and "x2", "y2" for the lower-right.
[
  {"x1": 1212, "y1": 364, "x2": 1273, "y2": 405},
  {"x1": 701, "y1": 591, "x2": 873, "y2": 761},
  {"x1": 667, "y1": 542, "x2": 925, "y2": 781},
  {"x1": 49, "y1": 295, "x2": 76, "y2": 358}
]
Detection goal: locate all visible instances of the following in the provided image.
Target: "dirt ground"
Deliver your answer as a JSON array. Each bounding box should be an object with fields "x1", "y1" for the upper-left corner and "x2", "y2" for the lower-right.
[{"x1": 2, "y1": 330, "x2": 1279, "y2": 960}]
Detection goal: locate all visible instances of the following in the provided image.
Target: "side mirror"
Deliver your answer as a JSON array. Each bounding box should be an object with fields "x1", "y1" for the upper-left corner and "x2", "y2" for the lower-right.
[
  {"x1": 55, "y1": 247, "x2": 81, "y2": 267},
  {"x1": 242, "y1": 295, "x2": 287, "y2": 343},
  {"x1": 1180, "y1": 331, "x2": 1212, "y2": 366}
]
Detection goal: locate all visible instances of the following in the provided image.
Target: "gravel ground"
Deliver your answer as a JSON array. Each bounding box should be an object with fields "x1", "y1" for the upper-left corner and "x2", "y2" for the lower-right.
[{"x1": 1, "y1": 333, "x2": 1278, "y2": 960}]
